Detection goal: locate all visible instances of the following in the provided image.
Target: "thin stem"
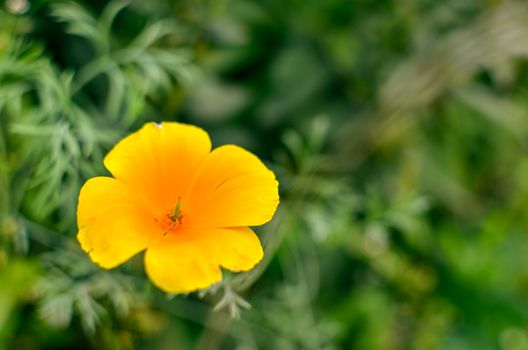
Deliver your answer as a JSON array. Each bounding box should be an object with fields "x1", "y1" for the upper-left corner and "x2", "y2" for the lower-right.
[{"x1": 195, "y1": 309, "x2": 231, "y2": 350}]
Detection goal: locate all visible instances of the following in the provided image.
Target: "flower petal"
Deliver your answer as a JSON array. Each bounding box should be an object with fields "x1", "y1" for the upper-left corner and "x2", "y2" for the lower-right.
[
  {"x1": 182, "y1": 145, "x2": 279, "y2": 228},
  {"x1": 77, "y1": 177, "x2": 164, "y2": 269},
  {"x1": 103, "y1": 122, "x2": 211, "y2": 213},
  {"x1": 200, "y1": 226, "x2": 264, "y2": 272},
  {"x1": 144, "y1": 227, "x2": 263, "y2": 293},
  {"x1": 144, "y1": 232, "x2": 222, "y2": 293}
]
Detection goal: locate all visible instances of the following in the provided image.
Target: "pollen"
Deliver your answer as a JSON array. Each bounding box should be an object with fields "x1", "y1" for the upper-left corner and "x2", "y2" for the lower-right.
[{"x1": 158, "y1": 207, "x2": 184, "y2": 232}]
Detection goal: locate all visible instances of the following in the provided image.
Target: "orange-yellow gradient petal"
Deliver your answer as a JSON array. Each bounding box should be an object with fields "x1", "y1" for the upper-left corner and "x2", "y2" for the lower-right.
[
  {"x1": 77, "y1": 177, "x2": 164, "y2": 269},
  {"x1": 182, "y1": 145, "x2": 279, "y2": 229},
  {"x1": 144, "y1": 227, "x2": 263, "y2": 293},
  {"x1": 144, "y1": 233, "x2": 222, "y2": 293},
  {"x1": 199, "y1": 227, "x2": 264, "y2": 272},
  {"x1": 103, "y1": 122, "x2": 211, "y2": 213}
]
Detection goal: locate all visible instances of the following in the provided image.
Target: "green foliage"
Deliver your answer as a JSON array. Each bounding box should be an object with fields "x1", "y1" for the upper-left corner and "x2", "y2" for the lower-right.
[{"x1": 3, "y1": 0, "x2": 528, "y2": 349}]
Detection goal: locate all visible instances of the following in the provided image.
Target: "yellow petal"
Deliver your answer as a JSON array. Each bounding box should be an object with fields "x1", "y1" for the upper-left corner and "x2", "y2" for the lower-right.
[
  {"x1": 103, "y1": 122, "x2": 211, "y2": 213},
  {"x1": 144, "y1": 232, "x2": 222, "y2": 293},
  {"x1": 200, "y1": 226, "x2": 264, "y2": 272},
  {"x1": 77, "y1": 177, "x2": 164, "y2": 269},
  {"x1": 144, "y1": 227, "x2": 263, "y2": 293},
  {"x1": 182, "y1": 145, "x2": 279, "y2": 228}
]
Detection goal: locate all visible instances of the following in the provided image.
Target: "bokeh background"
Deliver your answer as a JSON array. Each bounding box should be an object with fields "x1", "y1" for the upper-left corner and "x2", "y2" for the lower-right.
[{"x1": 2, "y1": 0, "x2": 528, "y2": 349}]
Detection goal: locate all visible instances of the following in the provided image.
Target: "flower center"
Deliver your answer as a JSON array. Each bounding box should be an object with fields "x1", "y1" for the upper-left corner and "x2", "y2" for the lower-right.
[{"x1": 157, "y1": 198, "x2": 184, "y2": 232}]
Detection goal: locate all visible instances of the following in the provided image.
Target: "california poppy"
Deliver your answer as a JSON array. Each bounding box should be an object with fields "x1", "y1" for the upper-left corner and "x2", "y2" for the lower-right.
[{"x1": 77, "y1": 122, "x2": 279, "y2": 293}]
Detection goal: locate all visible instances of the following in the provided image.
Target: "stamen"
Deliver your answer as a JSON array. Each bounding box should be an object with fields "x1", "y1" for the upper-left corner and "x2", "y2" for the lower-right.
[
  {"x1": 171, "y1": 197, "x2": 182, "y2": 222},
  {"x1": 157, "y1": 197, "x2": 184, "y2": 232}
]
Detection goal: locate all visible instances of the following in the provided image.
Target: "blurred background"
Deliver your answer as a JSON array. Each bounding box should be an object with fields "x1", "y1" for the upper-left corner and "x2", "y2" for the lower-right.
[{"x1": 2, "y1": 0, "x2": 528, "y2": 349}]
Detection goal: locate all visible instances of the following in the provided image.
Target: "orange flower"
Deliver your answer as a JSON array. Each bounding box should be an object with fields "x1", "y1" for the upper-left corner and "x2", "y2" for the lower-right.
[{"x1": 77, "y1": 122, "x2": 279, "y2": 293}]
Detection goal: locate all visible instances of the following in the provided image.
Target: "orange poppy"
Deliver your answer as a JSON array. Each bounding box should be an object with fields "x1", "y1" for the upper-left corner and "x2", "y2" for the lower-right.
[{"x1": 77, "y1": 122, "x2": 279, "y2": 293}]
